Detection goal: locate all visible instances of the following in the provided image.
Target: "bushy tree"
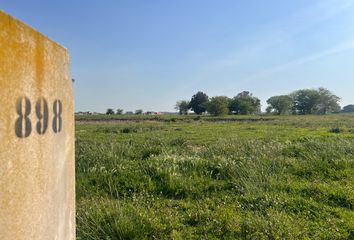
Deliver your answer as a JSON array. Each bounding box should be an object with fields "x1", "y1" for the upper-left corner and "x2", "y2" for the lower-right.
[
  {"x1": 189, "y1": 91, "x2": 209, "y2": 114},
  {"x1": 135, "y1": 109, "x2": 143, "y2": 115},
  {"x1": 291, "y1": 89, "x2": 320, "y2": 114},
  {"x1": 317, "y1": 87, "x2": 340, "y2": 114},
  {"x1": 116, "y1": 109, "x2": 124, "y2": 115},
  {"x1": 266, "y1": 95, "x2": 292, "y2": 115},
  {"x1": 106, "y1": 108, "x2": 114, "y2": 115},
  {"x1": 175, "y1": 100, "x2": 190, "y2": 115},
  {"x1": 342, "y1": 104, "x2": 354, "y2": 113},
  {"x1": 205, "y1": 96, "x2": 230, "y2": 116},
  {"x1": 229, "y1": 91, "x2": 261, "y2": 115},
  {"x1": 291, "y1": 88, "x2": 340, "y2": 115}
]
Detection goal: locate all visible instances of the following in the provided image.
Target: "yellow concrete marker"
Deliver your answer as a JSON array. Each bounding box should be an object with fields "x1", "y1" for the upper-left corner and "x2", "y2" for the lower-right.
[{"x1": 0, "y1": 11, "x2": 75, "y2": 239}]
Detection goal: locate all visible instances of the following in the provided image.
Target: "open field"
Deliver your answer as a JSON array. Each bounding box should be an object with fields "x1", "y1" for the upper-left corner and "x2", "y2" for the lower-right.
[{"x1": 76, "y1": 115, "x2": 354, "y2": 239}]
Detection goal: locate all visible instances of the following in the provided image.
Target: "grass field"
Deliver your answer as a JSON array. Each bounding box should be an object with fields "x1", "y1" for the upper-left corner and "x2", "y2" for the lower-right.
[{"x1": 76, "y1": 115, "x2": 354, "y2": 239}]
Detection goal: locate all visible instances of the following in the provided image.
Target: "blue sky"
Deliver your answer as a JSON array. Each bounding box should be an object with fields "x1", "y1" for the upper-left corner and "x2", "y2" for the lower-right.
[{"x1": 3, "y1": 0, "x2": 354, "y2": 112}]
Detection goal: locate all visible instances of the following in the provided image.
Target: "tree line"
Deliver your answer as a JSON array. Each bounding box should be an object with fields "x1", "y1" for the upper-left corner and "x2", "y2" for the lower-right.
[
  {"x1": 106, "y1": 109, "x2": 143, "y2": 115},
  {"x1": 176, "y1": 88, "x2": 353, "y2": 116}
]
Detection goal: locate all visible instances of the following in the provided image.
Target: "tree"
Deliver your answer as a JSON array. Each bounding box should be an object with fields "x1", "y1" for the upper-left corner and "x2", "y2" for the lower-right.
[
  {"x1": 205, "y1": 96, "x2": 230, "y2": 116},
  {"x1": 229, "y1": 91, "x2": 261, "y2": 115},
  {"x1": 266, "y1": 106, "x2": 273, "y2": 114},
  {"x1": 175, "y1": 100, "x2": 190, "y2": 115},
  {"x1": 106, "y1": 108, "x2": 114, "y2": 115},
  {"x1": 316, "y1": 87, "x2": 340, "y2": 114},
  {"x1": 266, "y1": 95, "x2": 292, "y2": 115},
  {"x1": 342, "y1": 104, "x2": 354, "y2": 113},
  {"x1": 189, "y1": 91, "x2": 209, "y2": 114},
  {"x1": 116, "y1": 109, "x2": 124, "y2": 115},
  {"x1": 291, "y1": 89, "x2": 320, "y2": 114},
  {"x1": 135, "y1": 109, "x2": 143, "y2": 115},
  {"x1": 291, "y1": 88, "x2": 340, "y2": 115}
]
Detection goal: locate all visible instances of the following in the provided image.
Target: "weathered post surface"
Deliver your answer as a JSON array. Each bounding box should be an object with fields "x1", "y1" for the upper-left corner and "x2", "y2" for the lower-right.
[{"x1": 0, "y1": 11, "x2": 75, "y2": 239}]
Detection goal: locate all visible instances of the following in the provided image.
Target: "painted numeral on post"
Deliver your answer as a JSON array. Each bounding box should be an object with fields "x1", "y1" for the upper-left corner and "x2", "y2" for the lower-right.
[
  {"x1": 52, "y1": 99, "x2": 63, "y2": 133},
  {"x1": 15, "y1": 97, "x2": 63, "y2": 138},
  {"x1": 36, "y1": 97, "x2": 49, "y2": 135},
  {"x1": 15, "y1": 96, "x2": 32, "y2": 138}
]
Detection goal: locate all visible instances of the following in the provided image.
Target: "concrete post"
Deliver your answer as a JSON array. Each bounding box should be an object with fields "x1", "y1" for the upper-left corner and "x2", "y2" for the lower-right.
[{"x1": 0, "y1": 11, "x2": 75, "y2": 239}]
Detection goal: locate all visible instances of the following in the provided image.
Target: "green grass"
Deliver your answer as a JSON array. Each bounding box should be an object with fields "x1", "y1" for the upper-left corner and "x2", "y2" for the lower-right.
[{"x1": 76, "y1": 115, "x2": 354, "y2": 239}]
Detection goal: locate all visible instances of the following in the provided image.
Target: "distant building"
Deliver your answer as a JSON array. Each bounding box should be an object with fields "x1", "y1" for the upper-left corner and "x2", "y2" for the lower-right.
[
  {"x1": 145, "y1": 111, "x2": 161, "y2": 115},
  {"x1": 76, "y1": 111, "x2": 92, "y2": 115}
]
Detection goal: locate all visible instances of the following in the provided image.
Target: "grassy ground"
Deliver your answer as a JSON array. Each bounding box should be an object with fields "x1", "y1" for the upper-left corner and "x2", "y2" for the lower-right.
[{"x1": 76, "y1": 115, "x2": 354, "y2": 239}]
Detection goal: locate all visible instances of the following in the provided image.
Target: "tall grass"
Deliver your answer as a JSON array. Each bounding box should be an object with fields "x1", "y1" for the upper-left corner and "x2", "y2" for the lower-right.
[{"x1": 76, "y1": 116, "x2": 354, "y2": 239}]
